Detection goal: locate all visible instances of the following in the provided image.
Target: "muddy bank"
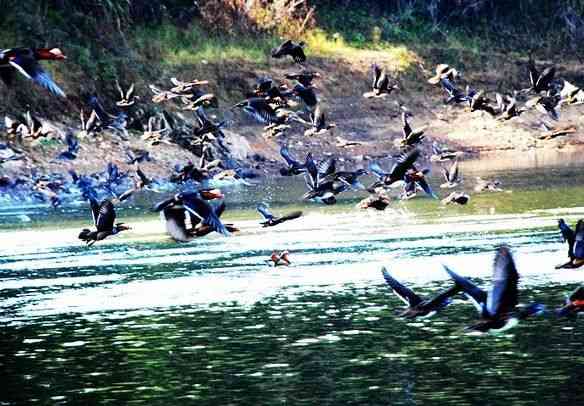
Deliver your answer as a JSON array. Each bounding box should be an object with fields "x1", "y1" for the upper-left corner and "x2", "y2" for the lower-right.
[{"x1": 2, "y1": 52, "x2": 584, "y2": 198}]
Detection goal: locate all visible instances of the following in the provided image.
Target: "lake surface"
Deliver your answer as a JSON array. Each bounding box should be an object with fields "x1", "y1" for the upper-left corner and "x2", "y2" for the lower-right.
[{"x1": 1, "y1": 150, "x2": 584, "y2": 405}]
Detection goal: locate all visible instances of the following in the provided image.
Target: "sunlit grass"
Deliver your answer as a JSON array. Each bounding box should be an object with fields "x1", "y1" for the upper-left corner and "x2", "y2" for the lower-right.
[
  {"x1": 304, "y1": 29, "x2": 418, "y2": 72},
  {"x1": 131, "y1": 24, "x2": 419, "y2": 72},
  {"x1": 133, "y1": 24, "x2": 278, "y2": 65}
]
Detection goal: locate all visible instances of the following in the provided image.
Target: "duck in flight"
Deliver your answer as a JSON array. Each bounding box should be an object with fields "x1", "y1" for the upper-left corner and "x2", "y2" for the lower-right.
[
  {"x1": 556, "y1": 219, "x2": 584, "y2": 269},
  {"x1": 153, "y1": 191, "x2": 237, "y2": 242},
  {"x1": 444, "y1": 245, "x2": 545, "y2": 333},
  {"x1": 381, "y1": 268, "x2": 461, "y2": 319},
  {"x1": 78, "y1": 198, "x2": 130, "y2": 246},
  {"x1": 0, "y1": 47, "x2": 67, "y2": 97},
  {"x1": 257, "y1": 203, "x2": 302, "y2": 227},
  {"x1": 269, "y1": 250, "x2": 291, "y2": 266},
  {"x1": 368, "y1": 148, "x2": 421, "y2": 191},
  {"x1": 363, "y1": 64, "x2": 399, "y2": 98},
  {"x1": 440, "y1": 160, "x2": 460, "y2": 188},
  {"x1": 279, "y1": 145, "x2": 310, "y2": 176},
  {"x1": 271, "y1": 40, "x2": 306, "y2": 64}
]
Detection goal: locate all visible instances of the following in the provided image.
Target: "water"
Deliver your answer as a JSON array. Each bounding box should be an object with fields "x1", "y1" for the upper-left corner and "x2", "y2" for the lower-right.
[{"x1": 1, "y1": 150, "x2": 584, "y2": 405}]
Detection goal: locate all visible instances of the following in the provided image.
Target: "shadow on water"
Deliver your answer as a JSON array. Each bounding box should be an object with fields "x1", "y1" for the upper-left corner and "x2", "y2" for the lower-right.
[{"x1": 1, "y1": 151, "x2": 584, "y2": 405}]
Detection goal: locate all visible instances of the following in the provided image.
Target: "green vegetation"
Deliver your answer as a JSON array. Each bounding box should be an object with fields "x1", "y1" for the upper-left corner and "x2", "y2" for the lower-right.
[{"x1": 2, "y1": 0, "x2": 584, "y2": 117}]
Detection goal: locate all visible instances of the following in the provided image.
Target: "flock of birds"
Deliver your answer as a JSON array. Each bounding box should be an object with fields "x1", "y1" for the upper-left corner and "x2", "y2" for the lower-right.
[
  {"x1": 383, "y1": 244, "x2": 584, "y2": 333},
  {"x1": 1, "y1": 40, "x2": 584, "y2": 333}
]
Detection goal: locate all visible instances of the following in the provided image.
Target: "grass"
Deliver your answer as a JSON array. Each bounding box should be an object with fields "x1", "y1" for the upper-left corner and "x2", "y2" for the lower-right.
[
  {"x1": 131, "y1": 23, "x2": 419, "y2": 74},
  {"x1": 132, "y1": 24, "x2": 278, "y2": 65}
]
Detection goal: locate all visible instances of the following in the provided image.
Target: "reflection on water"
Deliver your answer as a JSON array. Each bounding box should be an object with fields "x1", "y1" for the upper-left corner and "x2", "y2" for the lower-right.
[{"x1": 1, "y1": 152, "x2": 584, "y2": 405}]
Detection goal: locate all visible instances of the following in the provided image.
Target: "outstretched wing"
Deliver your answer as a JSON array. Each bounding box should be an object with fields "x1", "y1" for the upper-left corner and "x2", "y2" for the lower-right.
[
  {"x1": 381, "y1": 267, "x2": 423, "y2": 307},
  {"x1": 443, "y1": 265, "x2": 487, "y2": 315},
  {"x1": 487, "y1": 246, "x2": 519, "y2": 317},
  {"x1": 449, "y1": 161, "x2": 459, "y2": 182},
  {"x1": 304, "y1": 154, "x2": 318, "y2": 189},
  {"x1": 257, "y1": 203, "x2": 274, "y2": 221},
  {"x1": 182, "y1": 194, "x2": 229, "y2": 236},
  {"x1": 569, "y1": 286, "x2": 584, "y2": 302},
  {"x1": 280, "y1": 145, "x2": 300, "y2": 167},
  {"x1": 417, "y1": 178, "x2": 437, "y2": 199},
  {"x1": 527, "y1": 58, "x2": 539, "y2": 89},
  {"x1": 9, "y1": 56, "x2": 66, "y2": 97},
  {"x1": 558, "y1": 219, "x2": 575, "y2": 259},
  {"x1": 390, "y1": 148, "x2": 420, "y2": 181},
  {"x1": 536, "y1": 67, "x2": 555, "y2": 91},
  {"x1": 95, "y1": 200, "x2": 116, "y2": 232},
  {"x1": 89, "y1": 197, "x2": 100, "y2": 227},
  {"x1": 423, "y1": 284, "x2": 462, "y2": 309},
  {"x1": 280, "y1": 211, "x2": 302, "y2": 222},
  {"x1": 369, "y1": 162, "x2": 389, "y2": 179}
]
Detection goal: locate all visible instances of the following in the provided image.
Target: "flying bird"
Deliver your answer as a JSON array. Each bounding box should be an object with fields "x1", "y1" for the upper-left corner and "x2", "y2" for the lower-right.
[
  {"x1": 256, "y1": 203, "x2": 302, "y2": 227},
  {"x1": 381, "y1": 267, "x2": 461, "y2": 319},
  {"x1": 444, "y1": 246, "x2": 545, "y2": 333}
]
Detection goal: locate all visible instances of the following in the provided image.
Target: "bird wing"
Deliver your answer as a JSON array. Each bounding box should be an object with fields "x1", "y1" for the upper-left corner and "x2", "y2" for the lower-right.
[
  {"x1": 95, "y1": 200, "x2": 116, "y2": 232},
  {"x1": 442, "y1": 166, "x2": 450, "y2": 183},
  {"x1": 271, "y1": 40, "x2": 292, "y2": 58},
  {"x1": 569, "y1": 286, "x2": 584, "y2": 302},
  {"x1": 390, "y1": 148, "x2": 420, "y2": 180},
  {"x1": 9, "y1": 57, "x2": 66, "y2": 97},
  {"x1": 126, "y1": 83, "x2": 135, "y2": 99},
  {"x1": 536, "y1": 66, "x2": 555, "y2": 91},
  {"x1": 89, "y1": 197, "x2": 100, "y2": 226},
  {"x1": 136, "y1": 167, "x2": 149, "y2": 185},
  {"x1": 487, "y1": 246, "x2": 519, "y2": 317},
  {"x1": 449, "y1": 161, "x2": 459, "y2": 182},
  {"x1": 439, "y1": 77, "x2": 458, "y2": 97},
  {"x1": 381, "y1": 268, "x2": 423, "y2": 307},
  {"x1": 401, "y1": 113, "x2": 412, "y2": 138},
  {"x1": 313, "y1": 105, "x2": 325, "y2": 129},
  {"x1": 304, "y1": 154, "x2": 318, "y2": 189},
  {"x1": 153, "y1": 196, "x2": 177, "y2": 212},
  {"x1": 257, "y1": 203, "x2": 274, "y2": 220},
  {"x1": 372, "y1": 65, "x2": 381, "y2": 89},
  {"x1": 317, "y1": 157, "x2": 336, "y2": 180},
  {"x1": 279, "y1": 211, "x2": 303, "y2": 222},
  {"x1": 443, "y1": 265, "x2": 487, "y2": 314},
  {"x1": 495, "y1": 93, "x2": 504, "y2": 112},
  {"x1": 574, "y1": 220, "x2": 584, "y2": 259},
  {"x1": 527, "y1": 58, "x2": 539, "y2": 88},
  {"x1": 558, "y1": 219, "x2": 575, "y2": 259},
  {"x1": 417, "y1": 178, "x2": 437, "y2": 199},
  {"x1": 280, "y1": 145, "x2": 300, "y2": 167},
  {"x1": 214, "y1": 202, "x2": 226, "y2": 219},
  {"x1": 162, "y1": 207, "x2": 192, "y2": 242},
  {"x1": 182, "y1": 194, "x2": 229, "y2": 236},
  {"x1": 292, "y1": 47, "x2": 307, "y2": 63},
  {"x1": 369, "y1": 162, "x2": 389, "y2": 179},
  {"x1": 423, "y1": 284, "x2": 462, "y2": 309}
]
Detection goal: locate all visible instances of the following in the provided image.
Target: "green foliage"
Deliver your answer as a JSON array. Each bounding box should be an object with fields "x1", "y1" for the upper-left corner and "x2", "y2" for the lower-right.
[{"x1": 2, "y1": 0, "x2": 584, "y2": 119}]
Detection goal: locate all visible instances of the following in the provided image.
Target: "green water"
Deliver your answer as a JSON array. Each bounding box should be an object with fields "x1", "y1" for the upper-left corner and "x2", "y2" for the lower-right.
[{"x1": 1, "y1": 150, "x2": 584, "y2": 405}]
